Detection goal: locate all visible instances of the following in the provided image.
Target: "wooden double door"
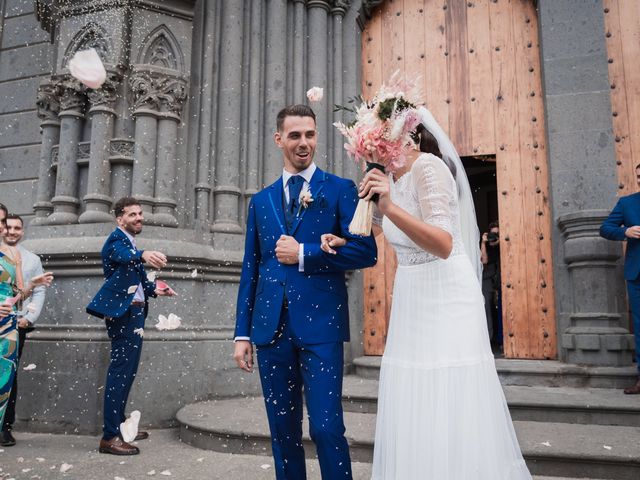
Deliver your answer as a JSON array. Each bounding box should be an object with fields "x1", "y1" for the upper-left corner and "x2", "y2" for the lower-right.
[{"x1": 361, "y1": 0, "x2": 556, "y2": 359}]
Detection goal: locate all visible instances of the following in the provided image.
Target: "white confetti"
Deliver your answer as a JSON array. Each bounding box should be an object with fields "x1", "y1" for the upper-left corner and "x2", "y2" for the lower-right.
[
  {"x1": 36, "y1": 458, "x2": 45, "y2": 462},
  {"x1": 147, "y1": 471, "x2": 156, "y2": 476},
  {"x1": 120, "y1": 410, "x2": 141, "y2": 443},
  {"x1": 260, "y1": 464, "x2": 271, "y2": 470},
  {"x1": 147, "y1": 271, "x2": 158, "y2": 282},
  {"x1": 68, "y1": 48, "x2": 106, "y2": 89},
  {"x1": 23, "y1": 363, "x2": 37, "y2": 371},
  {"x1": 115, "y1": 477, "x2": 126, "y2": 480},
  {"x1": 60, "y1": 463, "x2": 73, "y2": 473},
  {"x1": 196, "y1": 458, "x2": 204, "y2": 463},
  {"x1": 541, "y1": 441, "x2": 551, "y2": 447},
  {"x1": 160, "y1": 471, "x2": 172, "y2": 476},
  {"x1": 191, "y1": 268, "x2": 198, "y2": 278},
  {"x1": 17, "y1": 457, "x2": 24, "y2": 462},
  {"x1": 134, "y1": 328, "x2": 144, "y2": 337},
  {"x1": 22, "y1": 469, "x2": 32, "y2": 473},
  {"x1": 603, "y1": 445, "x2": 612, "y2": 450},
  {"x1": 155, "y1": 313, "x2": 181, "y2": 331}
]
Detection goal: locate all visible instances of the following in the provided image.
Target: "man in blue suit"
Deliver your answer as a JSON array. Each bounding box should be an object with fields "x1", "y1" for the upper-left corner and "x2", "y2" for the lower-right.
[
  {"x1": 87, "y1": 197, "x2": 174, "y2": 454},
  {"x1": 601, "y1": 163, "x2": 640, "y2": 394},
  {"x1": 233, "y1": 105, "x2": 377, "y2": 479}
]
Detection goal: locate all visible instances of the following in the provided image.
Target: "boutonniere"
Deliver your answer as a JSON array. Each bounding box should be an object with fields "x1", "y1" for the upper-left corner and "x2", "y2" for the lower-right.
[{"x1": 297, "y1": 189, "x2": 314, "y2": 216}]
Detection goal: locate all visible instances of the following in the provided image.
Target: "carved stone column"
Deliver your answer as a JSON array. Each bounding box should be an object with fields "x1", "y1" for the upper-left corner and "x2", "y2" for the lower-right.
[
  {"x1": 212, "y1": 0, "x2": 244, "y2": 234},
  {"x1": 46, "y1": 77, "x2": 85, "y2": 225},
  {"x1": 79, "y1": 73, "x2": 120, "y2": 223},
  {"x1": 130, "y1": 71, "x2": 159, "y2": 220},
  {"x1": 307, "y1": 0, "x2": 330, "y2": 170},
  {"x1": 292, "y1": 0, "x2": 306, "y2": 102},
  {"x1": 32, "y1": 79, "x2": 61, "y2": 225},
  {"x1": 153, "y1": 74, "x2": 187, "y2": 227},
  {"x1": 332, "y1": 1, "x2": 349, "y2": 176},
  {"x1": 558, "y1": 211, "x2": 634, "y2": 366}
]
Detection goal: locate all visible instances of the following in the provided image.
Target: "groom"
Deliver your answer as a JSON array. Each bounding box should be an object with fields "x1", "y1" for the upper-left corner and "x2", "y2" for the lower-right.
[{"x1": 233, "y1": 104, "x2": 377, "y2": 479}]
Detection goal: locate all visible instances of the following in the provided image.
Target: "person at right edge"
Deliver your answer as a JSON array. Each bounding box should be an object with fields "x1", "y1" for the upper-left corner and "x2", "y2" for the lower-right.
[{"x1": 600, "y1": 162, "x2": 640, "y2": 394}]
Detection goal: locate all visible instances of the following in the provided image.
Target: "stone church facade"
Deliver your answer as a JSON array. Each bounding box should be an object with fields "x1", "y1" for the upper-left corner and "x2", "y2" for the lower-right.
[{"x1": 0, "y1": 0, "x2": 634, "y2": 433}]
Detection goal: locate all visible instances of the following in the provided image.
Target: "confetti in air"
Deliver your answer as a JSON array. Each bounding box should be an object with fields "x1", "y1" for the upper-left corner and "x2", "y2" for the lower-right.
[
  {"x1": 23, "y1": 363, "x2": 37, "y2": 371},
  {"x1": 155, "y1": 313, "x2": 181, "y2": 330}
]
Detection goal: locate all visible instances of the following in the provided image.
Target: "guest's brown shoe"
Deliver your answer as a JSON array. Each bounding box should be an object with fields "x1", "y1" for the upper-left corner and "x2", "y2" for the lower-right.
[
  {"x1": 623, "y1": 379, "x2": 640, "y2": 395},
  {"x1": 134, "y1": 431, "x2": 149, "y2": 441},
  {"x1": 99, "y1": 436, "x2": 140, "y2": 455}
]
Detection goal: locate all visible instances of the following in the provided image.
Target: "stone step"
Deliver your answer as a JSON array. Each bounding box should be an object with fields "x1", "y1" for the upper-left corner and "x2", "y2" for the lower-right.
[
  {"x1": 177, "y1": 397, "x2": 640, "y2": 480},
  {"x1": 342, "y1": 375, "x2": 640, "y2": 426},
  {"x1": 353, "y1": 356, "x2": 639, "y2": 389}
]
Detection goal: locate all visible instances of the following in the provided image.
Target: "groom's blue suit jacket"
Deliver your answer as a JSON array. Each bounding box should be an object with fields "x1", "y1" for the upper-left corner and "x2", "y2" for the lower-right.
[
  {"x1": 600, "y1": 192, "x2": 640, "y2": 281},
  {"x1": 235, "y1": 168, "x2": 378, "y2": 345},
  {"x1": 86, "y1": 228, "x2": 157, "y2": 319}
]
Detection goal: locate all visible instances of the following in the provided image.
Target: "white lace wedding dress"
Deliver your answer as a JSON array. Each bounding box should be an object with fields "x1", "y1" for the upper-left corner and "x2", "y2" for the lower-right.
[{"x1": 371, "y1": 153, "x2": 531, "y2": 479}]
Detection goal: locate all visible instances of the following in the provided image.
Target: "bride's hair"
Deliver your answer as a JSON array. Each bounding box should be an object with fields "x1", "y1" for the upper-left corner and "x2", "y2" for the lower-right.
[{"x1": 412, "y1": 124, "x2": 457, "y2": 178}]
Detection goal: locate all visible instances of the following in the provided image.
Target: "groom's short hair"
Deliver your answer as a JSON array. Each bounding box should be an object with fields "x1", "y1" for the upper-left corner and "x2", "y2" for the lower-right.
[{"x1": 276, "y1": 104, "x2": 316, "y2": 131}]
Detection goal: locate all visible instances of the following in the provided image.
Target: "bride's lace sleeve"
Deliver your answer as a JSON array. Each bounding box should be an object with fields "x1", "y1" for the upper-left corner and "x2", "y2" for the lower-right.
[{"x1": 411, "y1": 154, "x2": 455, "y2": 234}]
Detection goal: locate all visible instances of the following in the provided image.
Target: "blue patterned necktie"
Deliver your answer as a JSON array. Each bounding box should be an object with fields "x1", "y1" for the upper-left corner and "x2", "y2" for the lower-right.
[
  {"x1": 288, "y1": 175, "x2": 304, "y2": 214},
  {"x1": 285, "y1": 175, "x2": 304, "y2": 231}
]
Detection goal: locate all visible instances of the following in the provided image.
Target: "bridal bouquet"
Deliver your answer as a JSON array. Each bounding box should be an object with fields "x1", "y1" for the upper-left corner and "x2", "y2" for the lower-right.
[{"x1": 334, "y1": 71, "x2": 421, "y2": 235}]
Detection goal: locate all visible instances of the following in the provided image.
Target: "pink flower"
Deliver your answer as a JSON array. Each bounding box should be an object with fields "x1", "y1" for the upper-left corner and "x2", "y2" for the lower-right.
[
  {"x1": 306, "y1": 87, "x2": 324, "y2": 103},
  {"x1": 68, "y1": 48, "x2": 107, "y2": 89}
]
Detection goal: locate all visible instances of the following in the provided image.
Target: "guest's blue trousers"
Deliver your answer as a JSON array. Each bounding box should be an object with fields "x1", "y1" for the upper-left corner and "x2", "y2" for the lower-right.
[
  {"x1": 628, "y1": 277, "x2": 640, "y2": 374},
  {"x1": 102, "y1": 305, "x2": 145, "y2": 440}
]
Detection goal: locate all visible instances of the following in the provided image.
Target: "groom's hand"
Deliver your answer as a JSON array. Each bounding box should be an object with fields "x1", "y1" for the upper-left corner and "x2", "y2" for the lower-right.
[
  {"x1": 275, "y1": 235, "x2": 299, "y2": 264},
  {"x1": 234, "y1": 340, "x2": 254, "y2": 372}
]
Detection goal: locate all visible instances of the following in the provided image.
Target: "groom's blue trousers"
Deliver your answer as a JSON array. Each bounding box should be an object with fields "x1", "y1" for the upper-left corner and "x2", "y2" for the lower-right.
[{"x1": 256, "y1": 307, "x2": 352, "y2": 480}]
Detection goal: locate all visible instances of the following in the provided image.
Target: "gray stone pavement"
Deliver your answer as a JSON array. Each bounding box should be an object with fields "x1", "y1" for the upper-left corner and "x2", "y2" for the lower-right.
[{"x1": 0, "y1": 429, "x2": 599, "y2": 480}]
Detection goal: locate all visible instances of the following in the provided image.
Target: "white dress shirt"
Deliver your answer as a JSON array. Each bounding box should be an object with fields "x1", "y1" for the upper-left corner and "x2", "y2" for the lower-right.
[{"x1": 17, "y1": 245, "x2": 45, "y2": 325}]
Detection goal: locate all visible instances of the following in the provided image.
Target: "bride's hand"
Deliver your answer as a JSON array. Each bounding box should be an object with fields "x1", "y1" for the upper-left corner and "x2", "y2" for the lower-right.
[
  {"x1": 359, "y1": 169, "x2": 392, "y2": 214},
  {"x1": 320, "y1": 233, "x2": 346, "y2": 255}
]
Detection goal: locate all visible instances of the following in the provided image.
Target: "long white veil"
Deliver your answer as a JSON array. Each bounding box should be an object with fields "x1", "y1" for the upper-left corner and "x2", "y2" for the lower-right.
[{"x1": 418, "y1": 106, "x2": 483, "y2": 280}]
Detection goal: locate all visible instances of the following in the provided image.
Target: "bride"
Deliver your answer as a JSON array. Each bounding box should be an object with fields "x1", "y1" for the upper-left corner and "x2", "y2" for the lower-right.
[{"x1": 322, "y1": 107, "x2": 531, "y2": 479}]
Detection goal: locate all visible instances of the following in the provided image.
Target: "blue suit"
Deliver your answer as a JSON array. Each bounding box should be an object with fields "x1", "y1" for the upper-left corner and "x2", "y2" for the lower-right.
[
  {"x1": 600, "y1": 192, "x2": 640, "y2": 372},
  {"x1": 235, "y1": 168, "x2": 377, "y2": 479},
  {"x1": 87, "y1": 228, "x2": 157, "y2": 440}
]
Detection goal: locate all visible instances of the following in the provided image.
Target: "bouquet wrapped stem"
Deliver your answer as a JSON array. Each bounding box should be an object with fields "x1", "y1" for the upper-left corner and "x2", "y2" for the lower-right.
[{"x1": 349, "y1": 161, "x2": 385, "y2": 236}]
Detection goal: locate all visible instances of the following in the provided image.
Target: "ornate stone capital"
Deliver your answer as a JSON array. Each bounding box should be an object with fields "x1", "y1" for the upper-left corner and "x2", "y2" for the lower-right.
[
  {"x1": 331, "y1": 0, "x2": 351, "y2": 14},
  {"x1": 130, "y1": 69, "x2": 187, "y2": 116},
  {"x1": 55, "y1": 76, "x2": 86, "y2": 112},
  {"x1": 358, "y1": 0, "x2": 385, "y2": 27},
  {"x1": 36, "y1": 80, "x2": 62, "y2": 121},
  {"x1": 87, "y1": 72, "x2": 121, "y2": 107}
]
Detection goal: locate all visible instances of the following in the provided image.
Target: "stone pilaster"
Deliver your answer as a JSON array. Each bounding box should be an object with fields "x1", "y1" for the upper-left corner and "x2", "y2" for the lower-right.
[
  {"x1": 212, "y1": 0, "x2": 245, "y2": 234},
  {"x1": 307, "y1": 0, "x2": 330, "y2": 171},
  {"x1": 558, "y1": 211, "x2": 634, "y2": 366},
  {"x1": 46, "y1": 76, "x2": 85, "y2": 225},
  {"x1": 130, "y1": 70, "x2": 160, "y2": 220},
  {"x1": 263, "y1": 0, "x2": 287, "y2": 184},
  {"x1": 154, "y1": 75, "x2": 187, "y2": 227},
  {"x1": 32, "y1": 79, "x2": 61, "y2": 225},
  {"x1": 332, "y1": 1, "x2": 349, "y2": 176},
  {"x1": 79, "y1": 73, "x2": 121, "y2": 223}
]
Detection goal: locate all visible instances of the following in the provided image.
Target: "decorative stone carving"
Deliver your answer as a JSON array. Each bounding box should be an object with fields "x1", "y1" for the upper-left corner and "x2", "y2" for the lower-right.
[
  {"x1": 110, "y1": 139, "x2": 134, "y2": 158},
  {"x1": 139, "y1": 25, "x2": 185, "y2": 72},
  {"x1": 56, "y1": 77, "x2": 86, "y2": 112},
  {"x1": 87, "y1": 72, "x2": 121, "y2": 107},
  {"x1": 62, "y1": 21, "x2": 111, "y2": 67},
  {"x1": 36, "y1": 81, "x2": 62, "y2": 121},
  {"x1": 130, "y1": 70, "x2": 187, "y2": 116}
]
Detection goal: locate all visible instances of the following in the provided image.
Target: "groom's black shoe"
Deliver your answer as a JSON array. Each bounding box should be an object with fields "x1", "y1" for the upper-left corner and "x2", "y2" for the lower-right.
[{"x1": 0, "y1": 429, "x2": 16, "y2": 447}]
